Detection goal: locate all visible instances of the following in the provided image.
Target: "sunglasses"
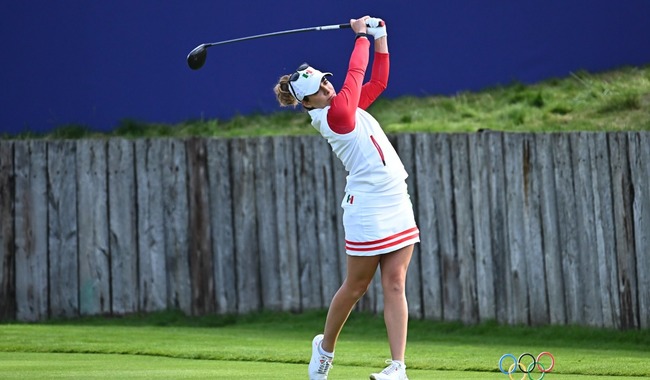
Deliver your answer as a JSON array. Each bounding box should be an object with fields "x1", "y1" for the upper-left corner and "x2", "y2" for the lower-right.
[
  {"x1": 289, "y1": 62, "x2": 310, "y2": 83},
  {"x1": 287, "y1": 62, "x2": 310, "y2": 101}
]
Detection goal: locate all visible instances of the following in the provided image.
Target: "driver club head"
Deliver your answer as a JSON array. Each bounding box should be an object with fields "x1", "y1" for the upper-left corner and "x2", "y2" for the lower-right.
[{"x1": 187, "y1": 44, "x2": 208, "y2": 70}]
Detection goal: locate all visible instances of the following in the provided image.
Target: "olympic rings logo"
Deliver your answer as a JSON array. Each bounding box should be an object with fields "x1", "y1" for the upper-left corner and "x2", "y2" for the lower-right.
[{"x1": 498, "y1": 352, "x2": 555, "y2": 380}]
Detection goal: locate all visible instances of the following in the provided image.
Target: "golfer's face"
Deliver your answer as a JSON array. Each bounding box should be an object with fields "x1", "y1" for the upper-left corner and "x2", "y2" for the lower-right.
[{"x1": 305, "y1": 78, "x2": 335, "y2": 109}]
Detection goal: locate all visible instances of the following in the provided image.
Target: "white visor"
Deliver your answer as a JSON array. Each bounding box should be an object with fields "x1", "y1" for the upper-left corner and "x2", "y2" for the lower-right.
[{"x1": 287, "y1": 65, "x2": 332, "y2": 102}]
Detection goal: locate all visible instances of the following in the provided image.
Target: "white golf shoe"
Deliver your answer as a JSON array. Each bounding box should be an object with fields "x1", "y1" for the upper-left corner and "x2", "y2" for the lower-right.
[
  {"x1": 369, "y1": 360, "x2": 409, "y2": 380},
  {"x1": 308, "y1": 334, "x2": 333, "y2": 380}
]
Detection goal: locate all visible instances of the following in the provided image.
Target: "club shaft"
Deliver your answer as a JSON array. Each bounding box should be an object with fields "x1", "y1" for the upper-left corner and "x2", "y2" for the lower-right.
[{"x1": 204, "y1": 23, "x2": 351, "y2": 47}]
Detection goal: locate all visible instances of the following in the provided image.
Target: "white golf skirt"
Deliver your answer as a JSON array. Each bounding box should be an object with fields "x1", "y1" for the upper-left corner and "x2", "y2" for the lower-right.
[{"x1": 341, "y1": 187, "x2": 420, "y2": 256}]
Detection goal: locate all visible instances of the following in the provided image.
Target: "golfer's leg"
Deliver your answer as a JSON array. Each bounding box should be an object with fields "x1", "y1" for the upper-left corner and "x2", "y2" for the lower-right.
[
  {"x1": 321, "y1": 255, "x2": 380, "y2": 353},
  {"x1": 379, "y1": 244, "x2": 414, "y2": 361}
]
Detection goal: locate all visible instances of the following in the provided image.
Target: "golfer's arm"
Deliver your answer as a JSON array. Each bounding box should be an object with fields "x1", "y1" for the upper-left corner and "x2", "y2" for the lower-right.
[
  {"x1": 374, "y1": 35, "x2": 388, "y2": 54},
  {"x1": 327, "y1": 38, "x2": 369, "y2": 133}
]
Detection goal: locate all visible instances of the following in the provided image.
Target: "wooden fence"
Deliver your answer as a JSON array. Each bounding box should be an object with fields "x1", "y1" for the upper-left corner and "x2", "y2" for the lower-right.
[{"x1": 0, "y1": 133, "x2": 648, "y2": 329}]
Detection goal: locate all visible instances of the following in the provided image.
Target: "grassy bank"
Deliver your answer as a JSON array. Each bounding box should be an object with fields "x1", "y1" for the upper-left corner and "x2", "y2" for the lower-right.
[{"x1": 4, "y1": 65, "x2": 650, "y2": 140}]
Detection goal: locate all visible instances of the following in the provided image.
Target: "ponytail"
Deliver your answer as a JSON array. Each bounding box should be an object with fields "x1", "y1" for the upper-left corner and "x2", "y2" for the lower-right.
[{"x1": 274, "y1": 75, "x2": 299, "y2": 107}]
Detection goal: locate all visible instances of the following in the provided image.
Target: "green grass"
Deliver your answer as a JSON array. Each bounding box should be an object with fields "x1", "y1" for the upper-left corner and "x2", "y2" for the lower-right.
[
  {"x1": 1, "y1": 310, "x2": 649, "y2": 379},
  {"x1": 3, "y1": 65, "x2": 650, "y2": 140}
]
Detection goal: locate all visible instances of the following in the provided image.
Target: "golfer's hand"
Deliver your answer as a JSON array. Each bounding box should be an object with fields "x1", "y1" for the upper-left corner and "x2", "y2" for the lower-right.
[
  {"x1": 350, "y1": 16, "x2": 369, "y2": 34},
  {"x1": 366, "y1": 18, "x2": 387, "y2": 39}
]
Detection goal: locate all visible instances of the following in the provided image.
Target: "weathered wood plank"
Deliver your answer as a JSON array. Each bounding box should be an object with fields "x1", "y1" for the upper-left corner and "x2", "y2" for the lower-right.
[
  {"x1": 135, "y1": 139, "x2": 167, "y2": 312},
  {"x1": 231, "y1": 138, "x2": 261, "y2": 313},
  {"x1": 14, "y1": 141, "x2": 49, "y2": 321},
  {"x1": 312, "y1": 138, "x2": 342, "y2": 306},
  {"x1": 77, "y1": 139, "x2": 110, "y2": 316},
  {"x1": 570, "y1": 133, "x2": 603, "y2": 327},
  {"x1": 590, "y1": 133, "x2": 619, "y2": 328},
  {"x1": 451, "y1": 134, "x2": 477, "y2": 324},
  {"x1": 536, "y1": 134, "x2": 566, "y2": 325},
  {"x1": 487, "y1": 132, "x2": 509, "y2": 324},
  {"x1": 469, "y1": 132, "x2": 495, "y2": 322},
  {"x1": 294, "y1": 136, "x2": 322, "y2": 310},
  {"x1": 431, "y1": 134, "x2": 460, "y2": 321},
  {"x1": 186, "y1": 138, "x2": 215, "y2": 315},
  {"x1": 552, "y1": 133, "x2": 583, "y2": 325},
  {"x1": 161, "y1": 139, "x2": 191, "y2": 314},
  {"x1": 254, "y1": 137, "x2": 281, "y2": 311},
  {"x1": 332, "y1": 152, "x2": 348, "y2": 285},
  {"x1": 107, "y1": 139, "x2": 138, "y2": 315},
  {"x1": 47, "y1": 140, "x2": 79, "y2": 318},
  {"x1": 504, "y1": 133, "x2": 530, "y2": 325},
  {"x1": 628, "y1": 132, "x2": 650, "y2": 329},
  {"x1": 206, "y1": 138, "x2": 237, "y2": 314},
  {"x1": 524, "y1": 135, "x2": 548, "y2": 326},
  {"x1": 415, "y1": 133, "x2": 441, "y2": 320},
  {"x1": 608, "y1": 133, "x2": 639, "y2": 329},
  {"x1": 396, "y1": 134, "x2": 421, "y2": 318},
  {"x1": 272, "y1": 136, "x2": 301, "y2": 312},
  {"x1": 0, "y1": 141, "x2": 16, "y2": 321}
]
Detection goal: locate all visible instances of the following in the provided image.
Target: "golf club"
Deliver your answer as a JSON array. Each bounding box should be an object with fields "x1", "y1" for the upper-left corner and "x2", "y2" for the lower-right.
[{"x1": 187, "y1": 23, "x2": 351, "y2": 70}]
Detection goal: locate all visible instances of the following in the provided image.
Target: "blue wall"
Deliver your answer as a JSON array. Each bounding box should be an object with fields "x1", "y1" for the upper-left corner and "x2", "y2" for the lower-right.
[{"x1": 2, "y1": 1, "x2": 650, "y2": 134}]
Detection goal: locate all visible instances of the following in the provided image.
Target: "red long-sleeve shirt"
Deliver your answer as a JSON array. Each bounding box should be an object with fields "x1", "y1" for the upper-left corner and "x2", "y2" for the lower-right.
[{"x1": 327, "y1": 38, "x2": 389, "y2": 134}]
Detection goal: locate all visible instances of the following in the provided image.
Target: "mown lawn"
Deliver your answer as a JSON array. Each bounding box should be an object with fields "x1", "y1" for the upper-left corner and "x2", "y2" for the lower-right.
[{"x1": 1, "y1": 310, "x2": 649, "y2": 379}]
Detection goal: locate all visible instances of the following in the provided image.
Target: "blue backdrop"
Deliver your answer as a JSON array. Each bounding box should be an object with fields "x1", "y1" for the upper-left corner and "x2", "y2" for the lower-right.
[{"x1": 2, "y1": 0, "x2": 650, "y2": 134}]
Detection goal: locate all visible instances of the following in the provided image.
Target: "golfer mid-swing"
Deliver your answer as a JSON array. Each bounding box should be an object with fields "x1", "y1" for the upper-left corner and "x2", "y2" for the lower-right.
[{"x1": 274, "y1": 16, "x2": 419, "y2": 380}]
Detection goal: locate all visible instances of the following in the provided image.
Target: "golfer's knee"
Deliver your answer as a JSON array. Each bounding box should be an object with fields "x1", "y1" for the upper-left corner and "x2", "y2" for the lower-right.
[
  {"x1": 382, "y1": 275, "x2": 406, "y2": 295},
  {"x1": 342, "y1": 280, "x2": 371, "y2": 300}
]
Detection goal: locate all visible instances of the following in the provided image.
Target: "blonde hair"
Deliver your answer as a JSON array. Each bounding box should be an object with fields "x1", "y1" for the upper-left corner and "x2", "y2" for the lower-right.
[{"x1": 274, "y1": 74, "x2": 300, "y2": 107}]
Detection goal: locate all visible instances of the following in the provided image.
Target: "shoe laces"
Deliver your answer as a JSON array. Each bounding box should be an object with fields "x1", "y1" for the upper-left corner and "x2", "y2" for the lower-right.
[
  {"x1": 380, "y1": 360, "x2": 402, "y2": 375},
  {"x1": 317, "y1": 355, "x2": 333, "y2": 374}
]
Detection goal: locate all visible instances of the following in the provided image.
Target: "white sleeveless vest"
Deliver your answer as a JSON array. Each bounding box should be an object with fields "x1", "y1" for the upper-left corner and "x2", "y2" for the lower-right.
[{"x1": 308, "y1": 106, "x2": 408, "y2": 194}]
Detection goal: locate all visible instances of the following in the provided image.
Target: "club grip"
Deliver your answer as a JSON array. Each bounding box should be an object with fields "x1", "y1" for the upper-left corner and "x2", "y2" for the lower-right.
[
  {"x1": 317, "y1": 22, "x2": 381, "y2": 31},
  {"x1": 330, "y1": 21, "x2": 383, "y2": 29},
  {"x1": 336, "y1": 21, "x2": 384, "y2": 28},
  {"x1": 318, "y1": 24, "x2": 351, "y2": 31}
]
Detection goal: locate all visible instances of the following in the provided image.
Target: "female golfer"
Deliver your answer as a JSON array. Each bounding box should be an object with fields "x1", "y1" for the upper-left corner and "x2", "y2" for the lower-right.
[{"x1": 273, "y1": 16, "x2": 419, "y2": 380}]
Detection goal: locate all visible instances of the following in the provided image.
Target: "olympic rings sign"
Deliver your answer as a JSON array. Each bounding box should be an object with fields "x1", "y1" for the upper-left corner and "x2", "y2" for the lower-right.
[{"x1": 498, "y1": 352, "x2": 555, "y2": 380}]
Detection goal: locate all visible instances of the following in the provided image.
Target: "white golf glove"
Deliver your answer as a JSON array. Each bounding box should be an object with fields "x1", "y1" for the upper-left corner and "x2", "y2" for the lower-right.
[{"x1": 366, "y1": 18, "x2": 387, "y2": 39}]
